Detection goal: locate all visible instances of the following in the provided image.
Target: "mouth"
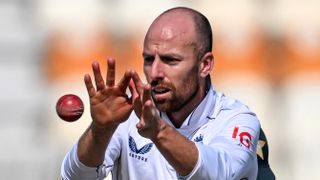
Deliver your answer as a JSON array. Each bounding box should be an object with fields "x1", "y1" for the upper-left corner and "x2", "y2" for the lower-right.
[{"x1": 152, "y1": 86, "x2": 171, "y2": 101}]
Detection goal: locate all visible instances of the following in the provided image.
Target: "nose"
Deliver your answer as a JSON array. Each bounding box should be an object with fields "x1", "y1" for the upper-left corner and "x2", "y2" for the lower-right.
[{"x1": 150, "y1": 57, "x2": 164, "y2": 80}]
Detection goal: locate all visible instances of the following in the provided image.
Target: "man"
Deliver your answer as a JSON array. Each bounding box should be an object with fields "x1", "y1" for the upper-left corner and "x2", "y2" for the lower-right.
[{"x1": 61, "y1": 7, "x2": 260, "y2": 180}]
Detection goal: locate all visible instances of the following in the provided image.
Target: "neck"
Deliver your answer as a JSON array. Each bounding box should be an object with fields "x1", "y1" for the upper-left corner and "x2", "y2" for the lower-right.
[{"x1": 167, "y1": 85, "x2": 207, "y2": 128}]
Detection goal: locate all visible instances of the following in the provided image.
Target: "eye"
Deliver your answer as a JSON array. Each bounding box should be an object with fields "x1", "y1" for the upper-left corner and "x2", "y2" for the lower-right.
[
  {"x1": 161, "y1": 56, "x2": 180, "y2": 65},
  {"x1": 143, "y1": 56, "x2": 154, "y2": 65}
]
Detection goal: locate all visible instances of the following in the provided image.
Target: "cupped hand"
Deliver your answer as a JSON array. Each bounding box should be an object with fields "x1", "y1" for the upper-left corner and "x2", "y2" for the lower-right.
[
  {"x1": 84, "y1": 58, "x2": 134, "y2": 129},
  {"x1": 135, "y1": 84, "x2": 166, "y2": 140}
]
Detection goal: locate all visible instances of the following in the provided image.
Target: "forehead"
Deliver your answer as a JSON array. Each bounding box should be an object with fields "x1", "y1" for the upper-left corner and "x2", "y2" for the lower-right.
[
  {"x1": 160, "y1": 27, "x2": 174, "y2": 40},
  {"x1": 144, "y1": 11, "x2": 197, "y2": 46}
]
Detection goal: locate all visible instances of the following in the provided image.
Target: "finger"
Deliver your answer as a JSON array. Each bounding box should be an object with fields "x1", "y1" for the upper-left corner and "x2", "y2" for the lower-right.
[
  {"x1": 84, "y1": 74, "x2": 96, "y2": 98},
  {"x1": 131, "y1": 71, "x2": 145, "y2": 96},
  {"x1": 106, "y1": 58, "x2": 116, "y2": 87},
  {"x1": 128, "y1": 79, "x2": 138, "y2": 104},
  {"x1": 118, "y1": 70, "x2": 132, "y2": 92},
  {"x1": 143, "y1": 100, "x2": 155, "y2": 118},
  {"x1": 136, "y1": 119, "x2": 145, "y2": 130},
  {"x1": 129, "y1": 79, "x2": 138, "y2": 100},
  {"x1": 139, "y1": 99, "x2": 156, "y2": 129},
  {"x1": 92, "y1": 61, "x2": 105, "y2": 91},
  {"x1": 143, "y1": 84, "x2": 152, "y2": 105},
  {"x1": 129, "y1": 79, "x2": 142, "y2": 117}
]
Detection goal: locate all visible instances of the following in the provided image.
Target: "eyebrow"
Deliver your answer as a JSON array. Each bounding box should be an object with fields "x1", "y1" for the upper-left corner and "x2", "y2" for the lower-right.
[
  {"x1": 142, "y1": 52, "x2": 151, "y2": 58},
  {"x1": 142, "y1": 52, "x2": 183, "y2": 60}
]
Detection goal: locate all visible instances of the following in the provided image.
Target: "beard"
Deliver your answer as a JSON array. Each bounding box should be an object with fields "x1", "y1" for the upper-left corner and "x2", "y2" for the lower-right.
[{"x1": 151, "y1": 67, "x2": 200, "y2": 113}]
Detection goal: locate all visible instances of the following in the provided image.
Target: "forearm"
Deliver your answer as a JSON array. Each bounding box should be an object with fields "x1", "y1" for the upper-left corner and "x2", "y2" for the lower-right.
[
  {"x1": 152, "y1": 124, "x2": 198, "y2": 176},
  {"x1": 77, "y1": 123, "x2": 118, "y2": 167}
]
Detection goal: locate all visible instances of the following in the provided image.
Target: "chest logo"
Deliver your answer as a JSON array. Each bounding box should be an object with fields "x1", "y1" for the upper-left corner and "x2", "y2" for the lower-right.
[
  {"x1": 193, "y1": 134, "x2": 204, "y2": 143},
  {"x1": 129, "y1": 136, "x2": 153, "y2": 154}
]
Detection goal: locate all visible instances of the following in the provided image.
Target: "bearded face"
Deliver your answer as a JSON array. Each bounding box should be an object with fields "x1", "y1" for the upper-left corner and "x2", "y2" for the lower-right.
[
  {"x1": 149, "y1": 64, "x2": 200, "y2": 112},
  {"x1": 142, "y1": 11, "x2": 208, "y2": 115}
]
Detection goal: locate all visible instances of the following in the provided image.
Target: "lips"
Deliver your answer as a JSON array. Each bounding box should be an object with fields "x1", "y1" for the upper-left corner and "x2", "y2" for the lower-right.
[
  {"x1": 153, "y1": 87, "x2": 170, "y2": 93},
  {"x1": 152, "y1": 86, "x2": 171, "y2": 100}
]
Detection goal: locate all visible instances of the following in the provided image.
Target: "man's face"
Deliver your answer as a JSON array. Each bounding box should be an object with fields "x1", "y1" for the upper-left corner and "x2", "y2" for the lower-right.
[{"x1": 143, "y1": 15, "x2": 201, "y2": 113}]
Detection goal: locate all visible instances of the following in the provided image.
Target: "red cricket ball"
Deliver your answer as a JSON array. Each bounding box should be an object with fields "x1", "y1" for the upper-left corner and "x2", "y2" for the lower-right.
[{"x1": 56, "y1": 94, "x2": 84, "y2": 122}]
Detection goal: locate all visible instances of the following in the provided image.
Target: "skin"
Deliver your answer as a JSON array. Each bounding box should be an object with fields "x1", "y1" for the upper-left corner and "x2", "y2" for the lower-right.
[
  {"x1": 143, "y1": 11, "x2": 208, "y2": 126},
  {"x1": 77, "y1": 8, "x2": 214, "y2": 176},
  {"x1": 78, "y1": 58, "x2": 137, "y2": 166}
]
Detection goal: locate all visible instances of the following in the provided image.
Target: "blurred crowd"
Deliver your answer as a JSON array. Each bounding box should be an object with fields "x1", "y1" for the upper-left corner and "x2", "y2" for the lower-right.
[{"x1": 0, "y1": 0, "x2": 319, "y2": 179}]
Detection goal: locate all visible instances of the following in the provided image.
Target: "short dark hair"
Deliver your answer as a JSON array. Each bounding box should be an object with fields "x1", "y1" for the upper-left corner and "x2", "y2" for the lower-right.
[{"x1": 161, "y1": 7, "x2": 213, "y2": 59}]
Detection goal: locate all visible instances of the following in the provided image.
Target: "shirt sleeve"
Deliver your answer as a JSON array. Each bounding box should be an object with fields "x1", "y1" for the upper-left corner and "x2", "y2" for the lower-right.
[
  {"x1": 60, "y1": 143, "x2": 106, "y2": 180},
  {"x1": 61, "y1": 125, "x2": 124, "y2": 180},
  {"x1": 180, "y1": 113, "x2": 260, "y2": 180}
]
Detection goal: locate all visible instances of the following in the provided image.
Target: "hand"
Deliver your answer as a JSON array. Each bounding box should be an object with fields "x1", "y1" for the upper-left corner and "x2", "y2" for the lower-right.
[
  {"x1": 84, "y1": 58, "x2": 134, "y2": 129},
  {"x1": 135, "y1": 83, "x2": 166, "y2": 140},
  {"x1": 130, "y1": 71, "x2": 145, "y2": 118}
]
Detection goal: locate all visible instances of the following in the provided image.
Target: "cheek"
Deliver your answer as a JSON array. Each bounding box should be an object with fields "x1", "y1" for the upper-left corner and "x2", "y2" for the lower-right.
[
  {"x1": 172, "y1": 67, "x2": 199, "y2": 90},
  {"x1": 171, "y1": 73, "x2": 199, "y2": 105},
  {"x1": 143, "y1": 67, "x2": 151, "y2": 82}
]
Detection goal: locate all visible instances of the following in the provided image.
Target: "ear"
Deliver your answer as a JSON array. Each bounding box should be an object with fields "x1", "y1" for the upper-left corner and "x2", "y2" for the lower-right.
[{"x1": 199, "y1": 52, "x2": 214, "y2": 78}]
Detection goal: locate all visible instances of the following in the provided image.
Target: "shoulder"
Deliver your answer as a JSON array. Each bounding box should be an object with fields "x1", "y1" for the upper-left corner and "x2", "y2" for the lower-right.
[
  {"x1": 213, "y1": 92, "x2": 259, "y2": 125},
  {"x1": 204, "y1": 91, "x2": 261, "y2": 147}
]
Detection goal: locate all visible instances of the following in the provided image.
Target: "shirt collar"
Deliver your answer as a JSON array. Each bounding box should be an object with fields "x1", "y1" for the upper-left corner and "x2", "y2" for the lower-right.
[{"x1": 160, "y1": 86, "x2": 217, "y2": 137}]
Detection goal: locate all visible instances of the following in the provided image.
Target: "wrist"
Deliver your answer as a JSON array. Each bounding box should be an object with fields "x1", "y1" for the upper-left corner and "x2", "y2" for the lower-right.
[
  {"x1": 151, "y1": 120, "x2": 170, "y2": 143},
  {"x1": 77, "y1": 123, "x2": 118, "y2": 167},
  {"x1": 90, "y1": 122, "x2": 118, "y2": 141}
]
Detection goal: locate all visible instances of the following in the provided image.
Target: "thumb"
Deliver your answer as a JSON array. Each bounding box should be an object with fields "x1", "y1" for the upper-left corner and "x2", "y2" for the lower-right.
[{"x1": 136, "y1": 117, "x2": 145, "y2": 130}]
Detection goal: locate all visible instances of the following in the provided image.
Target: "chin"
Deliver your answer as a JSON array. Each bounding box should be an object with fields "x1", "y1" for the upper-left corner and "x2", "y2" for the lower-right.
[{"x1": 154, "y1": 101, "x2": 172, "y2": 112}]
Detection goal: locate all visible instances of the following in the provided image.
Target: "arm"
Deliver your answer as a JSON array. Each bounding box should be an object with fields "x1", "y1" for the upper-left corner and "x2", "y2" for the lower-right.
[
  {"x1": 191, "y1": 114, "x2": 260, "y2": 180},
  {"x1": 150, "y1": 121, "x2": 198, "y2": 176},
  {"x1": 138, "y1": 106, "x2": 260, "y2": 179},
  {"x1": 133, "y1": 82, "x2": 198, "y2": 176},
  {"x1": 131, "y1": 76, "x2": 260, "y2": 179},
  {"x1": 62, "y1": 58, "x2": 136, "y2": 179}
]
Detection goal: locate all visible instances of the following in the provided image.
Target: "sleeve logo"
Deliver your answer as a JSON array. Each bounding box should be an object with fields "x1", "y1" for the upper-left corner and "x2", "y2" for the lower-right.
[{"x1": 232, "y1": 126, "x2": 252, "y2": 149}]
